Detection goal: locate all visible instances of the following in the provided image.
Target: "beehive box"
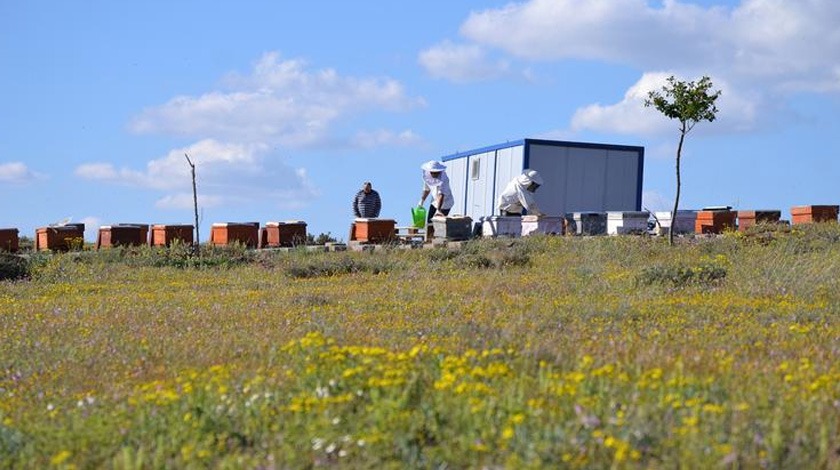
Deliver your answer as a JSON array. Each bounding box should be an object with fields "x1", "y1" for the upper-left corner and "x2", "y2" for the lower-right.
[
  {"x1": 790, "y1": 205, "x2": 839, "y2": 225},
  {"x1": 151, "y1": 224, "x2": 194, "y2": 247},
  {"x1": 567, "y1": 212, "x2": 606, "y2": 236},
  {"x1": 260, "y1": 221, "x2": 307, "y2": 248},
  {"x1": 737, "y1": 210, "x2": 781, "y2": 232},
  {"x1": 210, "y1": 222, "x2": 259, "y2": 248},
  {"x1": 606, "y1": 211, "x2": 650, "y2": 236},
  {"x1": 695, "y1": 210, "x2": 737, "y2": 234},
  {"x1": 521, "y1": 215, "x2": 564, "y2": 236},
  {"x1": 481, "y1": 216, "x2": 521, "y2": 238},
  {"x1": 0, "y1": 228, "x2": 19, "y2": 252},
  {"x1": 652, "y1": 211, "x2": 697, "y2": 235},
  {"x1": 432, "y1": 216, "x2": 473, "y2": 241},
  {"x1": 353, "y1": 218, "x2": 396, "y2": 243},
  {"x1": 35, "y1": 224, "x2": 85, "y2": 251},
  {"x1": 96, "y1": 224, "x2": 148, "y2": 249}
]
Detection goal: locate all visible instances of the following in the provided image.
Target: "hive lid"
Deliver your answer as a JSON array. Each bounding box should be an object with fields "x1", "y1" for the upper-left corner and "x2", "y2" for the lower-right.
[
  {"x1": 606, "y1": 211, "x2": 649, "y2": 219},
  {"x1": 355, "y1": 218, "x2": 395, "y2": 222},
  {"x1": 701, "y1": 205, "x2": 733, "y2": 211}
]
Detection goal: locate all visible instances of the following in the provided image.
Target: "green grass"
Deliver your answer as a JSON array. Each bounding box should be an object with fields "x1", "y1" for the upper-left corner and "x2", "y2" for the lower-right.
[{"x1": 1, "y1": 224, "x2": 839, "y2": 468}]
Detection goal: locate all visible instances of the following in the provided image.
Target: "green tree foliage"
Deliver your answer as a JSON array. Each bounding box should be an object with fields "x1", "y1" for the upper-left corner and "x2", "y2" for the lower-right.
[{"x1": 645, "y1": 76, "x2": 721, "y2": 245}]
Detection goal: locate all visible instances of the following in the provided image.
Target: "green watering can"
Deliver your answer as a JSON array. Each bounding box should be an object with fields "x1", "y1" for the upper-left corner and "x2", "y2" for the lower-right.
[{"x1": 411, "y1": 206, "x2": 427, "y2": 228}]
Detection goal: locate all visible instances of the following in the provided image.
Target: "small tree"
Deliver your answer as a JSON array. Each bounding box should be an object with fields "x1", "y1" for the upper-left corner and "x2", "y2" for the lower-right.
[{"x1": 645, "y1": 75, "x2": 721, "y2": 245}]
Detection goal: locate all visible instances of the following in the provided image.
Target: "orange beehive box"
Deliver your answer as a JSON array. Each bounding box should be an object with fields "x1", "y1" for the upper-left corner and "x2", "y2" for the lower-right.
[
  {"x1": 210, "y1": 222, "x2": 259, "y2": 248},
  {"x1": 35, "y1": 224, "x2": 85, "y2": 251},
  {"x1": 790, "y1": 205, "x2": 839, "y2": 225},
  {"x1": 352, "y1": 218, "x2": 395, "y2": 243},
  {"x1": 260, "y1": 221, "x2": 307, "y2": 248},
  {"x1": 151, "y1": 224, "x2": 194, "y2": 247},
  {"x1": 0, "y1": 228, "x2": 19, "y2": 252},
  {"x1": 695, "y1": 210, "x2": 736, "y2": 234},
  {"x1": 96, "y1": 224, "x2": 149, "y2": 249},
  {"x1": 737, "y1": 210, "x2": 781, "y2": 232}
]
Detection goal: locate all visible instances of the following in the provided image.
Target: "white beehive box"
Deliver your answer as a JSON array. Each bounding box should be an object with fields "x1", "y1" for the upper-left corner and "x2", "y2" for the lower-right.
[
  {"x1": 607, "y1": 211, "x2": 650, "y2": 235},
  {"x1": 521, "y1": 215, "x2": 564, "y2": 236},
  {"x1": 481, "y1": 216, "x2": 521, "y2": 238},
  {"x1": 653, "y1": 210, "x2": 697, "y2": 235}
]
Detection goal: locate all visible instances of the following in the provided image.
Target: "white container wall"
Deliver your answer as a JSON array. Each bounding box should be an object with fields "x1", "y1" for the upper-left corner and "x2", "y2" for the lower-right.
[
  {"x1": 521, "y1": 215, "x2": 564, "y2": 236},
  {"x1": 482, "y1": 216, "x2": 521, "y2": 238},
  {"x1": 653, "y1": 211, "x2": 697, "y2": 235},
  {"x1": 607, "y1": 211, "x2": 650, "y2": 235}
]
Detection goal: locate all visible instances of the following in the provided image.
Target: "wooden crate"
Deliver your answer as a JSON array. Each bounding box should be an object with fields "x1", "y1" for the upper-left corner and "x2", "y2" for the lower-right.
[
  {"x1": 260, "y1": 221, "x2": 307, "y2": 248},
  {"x1": 35, "y1": 224, "x2": 85, "y2": 251},
  {"x1": 353, "y1": 218, "x2": 396, "y2": 243},
  {"x1": 96, "y1": 225, "x2": 148, "y2": 249},
  {"x1": 695, "y1": 210, "x2": 736, "y2": 234},
  {"x1": 210, "y1": 222, "x2": 259, "y2": 248},
  {"x1": 737, "y1": 210, "x2": 781, "y2": 232},
  {"x1": 151, "y1": 224, "x2": 194, "y2": 247},
  {"x1": 0, "y1": 228, "x2": 19, "y2": 252},
  {"x1": 790, "y1": 205, "x2": 839, "y2": 225}
]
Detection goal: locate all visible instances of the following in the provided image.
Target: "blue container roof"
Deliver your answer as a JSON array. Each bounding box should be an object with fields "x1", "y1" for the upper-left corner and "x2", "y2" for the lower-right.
[{"x1": 440, "y1": 138, "x2": 643, "y2": 162}]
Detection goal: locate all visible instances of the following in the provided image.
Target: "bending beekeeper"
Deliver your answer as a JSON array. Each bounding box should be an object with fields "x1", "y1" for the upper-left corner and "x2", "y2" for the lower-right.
[
  {"x1": 497, "y1": 169, "x2": 544, "y2": 216},
  {"x1": 417, "y1": 160, "x2": 454, "y2": 239}
]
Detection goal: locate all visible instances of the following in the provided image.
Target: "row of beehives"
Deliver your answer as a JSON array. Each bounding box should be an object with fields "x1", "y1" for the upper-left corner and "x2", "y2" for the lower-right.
[
  {"x1": 479, "y1": 205, "x2": 840, "y2": 238},
  {"x1": 0, "y1": 221, "x2": 309, "y2": 253}
]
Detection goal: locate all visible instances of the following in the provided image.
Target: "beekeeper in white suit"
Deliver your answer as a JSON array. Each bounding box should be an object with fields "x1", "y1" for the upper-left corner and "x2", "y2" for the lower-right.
[{"x1": 497, "y1": 169, "x2": 544, "y2": 216}]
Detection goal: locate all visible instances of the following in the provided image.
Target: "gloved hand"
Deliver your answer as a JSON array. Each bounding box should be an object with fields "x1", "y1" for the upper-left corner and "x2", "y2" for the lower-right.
[{"x1": 417, "y1": 200, "x2": 425, "y2": 207}]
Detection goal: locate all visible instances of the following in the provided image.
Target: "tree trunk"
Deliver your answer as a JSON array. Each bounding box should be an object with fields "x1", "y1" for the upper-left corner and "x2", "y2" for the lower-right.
[{"x1": 669, "y1": 126, "x2": 687, "y2": 246}]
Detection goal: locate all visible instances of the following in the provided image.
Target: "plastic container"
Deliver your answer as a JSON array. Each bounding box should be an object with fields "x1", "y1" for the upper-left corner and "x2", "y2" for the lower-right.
[{"x1": 411, "y1": 206, "x2": 427, "y2": 228}]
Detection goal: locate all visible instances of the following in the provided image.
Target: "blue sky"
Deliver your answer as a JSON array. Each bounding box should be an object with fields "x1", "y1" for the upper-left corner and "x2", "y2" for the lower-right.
[{"x1": 3, "y1": 0, "x2": 839, "y2": 242}]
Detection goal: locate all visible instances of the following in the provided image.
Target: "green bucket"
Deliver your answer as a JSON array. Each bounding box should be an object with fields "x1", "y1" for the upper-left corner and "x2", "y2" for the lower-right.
[{"x1": 411, "y1": 206, "x2": 427, "y2": 228}]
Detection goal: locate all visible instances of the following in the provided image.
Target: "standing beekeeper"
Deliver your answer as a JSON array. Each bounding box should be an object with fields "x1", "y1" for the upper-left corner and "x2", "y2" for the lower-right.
[
  {"x1": 497, "y1": 169, "x2": 544, "y2": 216},
  {"x1": 417, "y1": 160, "x2": 454, "y2": 239}
]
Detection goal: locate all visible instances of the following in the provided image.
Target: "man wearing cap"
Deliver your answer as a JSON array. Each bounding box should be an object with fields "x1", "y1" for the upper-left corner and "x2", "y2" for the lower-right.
[
  {"x1": 418, "y1": 160, "x2": 454, "y2": 240},
  {"x1": 497, "y1": 169, "x2": 544, "y2": 216},
  {"x1": 353, "y1": 181, "x2": 382, "y2": 218}
]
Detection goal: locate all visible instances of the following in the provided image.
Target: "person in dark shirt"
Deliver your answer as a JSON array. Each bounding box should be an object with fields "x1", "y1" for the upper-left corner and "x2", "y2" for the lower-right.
[{"x1": 353, "y1": 181, "x2": 382, "y2": 218}]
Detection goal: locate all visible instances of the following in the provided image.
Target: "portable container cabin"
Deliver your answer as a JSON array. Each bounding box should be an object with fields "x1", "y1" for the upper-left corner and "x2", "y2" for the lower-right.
[{"x1": 442, "y1": 139, "x2": 644, "y2": 221}]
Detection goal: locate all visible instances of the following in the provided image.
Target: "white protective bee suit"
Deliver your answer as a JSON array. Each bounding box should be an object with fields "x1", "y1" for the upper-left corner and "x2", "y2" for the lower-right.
[{"x1": 497, "y1": 169, "x2": 544, "y2": 216}]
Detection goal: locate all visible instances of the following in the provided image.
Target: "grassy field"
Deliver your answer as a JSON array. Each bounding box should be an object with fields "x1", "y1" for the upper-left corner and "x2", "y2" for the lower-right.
[{"x1": 1, "y1": 225, "x2": 839, "y2": 468}]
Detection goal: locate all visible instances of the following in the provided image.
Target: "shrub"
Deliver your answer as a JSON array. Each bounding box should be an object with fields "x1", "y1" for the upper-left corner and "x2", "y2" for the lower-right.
[
  {"x1": 636, "y1": 262, "x2": 727, "y2": 288},
  {"x1": 0, "y1": 254, "x2": 29, "y2": 281}
]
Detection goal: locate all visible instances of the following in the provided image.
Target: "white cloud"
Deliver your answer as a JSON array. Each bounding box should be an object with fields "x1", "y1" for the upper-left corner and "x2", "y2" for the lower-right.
[
  {"x1": 351, "y1": 129, "x2": 422, "y2": 149},
  {"x1": 459, "y1": 0, "x2": 840, "y2": 92},
  {"x1": 129, "y1": 52, "x2": 426, "y2": 147},
  {"x1": 76, "y1": 139, "x2": 318, "y2": 210},
  {"x1": 571, "y1": 72, "x2": 760, "y2": 136},
  {"x1": 418, "y1": 41, "x2": 511, "y2": 82},
  {"x1": 0, "y1": 162, "x2": 42, "y2": 183}
]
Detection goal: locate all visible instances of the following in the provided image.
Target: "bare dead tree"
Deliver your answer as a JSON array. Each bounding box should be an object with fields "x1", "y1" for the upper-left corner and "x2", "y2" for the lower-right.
[{"x1": 184, "y1": 153, "x2": 200, "y2": 254}]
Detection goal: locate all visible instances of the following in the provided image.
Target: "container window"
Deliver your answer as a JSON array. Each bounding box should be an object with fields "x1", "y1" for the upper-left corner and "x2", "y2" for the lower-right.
[{"x1": 471, "y1": 159, "x2": 481, "y2": 180}]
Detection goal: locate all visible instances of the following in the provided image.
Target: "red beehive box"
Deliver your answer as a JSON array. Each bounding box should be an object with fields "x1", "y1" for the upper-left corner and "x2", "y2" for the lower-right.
[
  {"x1": 210, "y1": 222, "x2": 259, "y2": 248},
  {"x1": 0, "y1": 228, "x2": 19, "y2": 252},
  {"x1": 96, "y1": 224, "x2": 149, "y2": 249},
  {"x1": 737, "y1": 210, "x2": 781, "y2": 232},
  {"x1": 260, "y1": 221, "x2": 307, "y2": 248},
  {"x1": 695, "y1": 210, "x2": 736, "y2": 234},
  {"x1": 151, "y1": 224, "x2": 194, "y2": 247},
  {"x1": 790, "y1": 205, "x2": 839, "y2": 225},
  {"x1": 352, "y1": 218, "x2": 395, "y2": 243},
  {"x1": 35, "y1": 224, "x2": 85, "y2": 251}
]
